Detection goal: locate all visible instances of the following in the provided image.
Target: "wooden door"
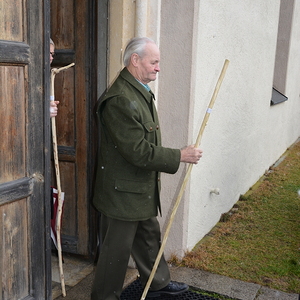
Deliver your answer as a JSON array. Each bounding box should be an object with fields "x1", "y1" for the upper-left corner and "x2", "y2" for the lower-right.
[
  {"x1": 50, "y1": 0, "x2": 97, "y2": 256},
  {"x1": 0, "y1": 1, "x2": 51, "y2": 299}
]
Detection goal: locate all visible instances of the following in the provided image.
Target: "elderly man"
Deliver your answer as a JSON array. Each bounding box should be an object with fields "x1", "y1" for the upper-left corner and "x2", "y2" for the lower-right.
[{"x1": 91, "y1": 37, "x2": 202, "y2": 300}]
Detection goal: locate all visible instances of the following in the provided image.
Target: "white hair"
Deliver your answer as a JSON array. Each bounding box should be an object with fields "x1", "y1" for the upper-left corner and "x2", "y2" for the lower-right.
[
  {"x1": 123, "y1": 37, "x2": 155, "y2": 67},
  {"x1": 50, "y1": 38, "x2": 55, "y2": 47}
]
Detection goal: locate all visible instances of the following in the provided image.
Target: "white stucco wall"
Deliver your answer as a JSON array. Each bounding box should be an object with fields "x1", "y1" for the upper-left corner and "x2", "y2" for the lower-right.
[
  {"x1": 187, "y1": 0, "x2": 281, "y2": 251},
  {"x1": 285, "y1": 0, "x2": 300, "y2": 142},
  {"x1": 157, "y1": 0, "x2": 197, "y2": 258},
  {"x1": 156, "y1": 0, "x2": 300, "y2": 258}
]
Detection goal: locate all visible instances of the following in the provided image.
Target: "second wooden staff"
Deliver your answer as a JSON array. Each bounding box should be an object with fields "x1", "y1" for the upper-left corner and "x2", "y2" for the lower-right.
[{"x1": 50, "y1": 62, "x2": 75, "y2": 297}]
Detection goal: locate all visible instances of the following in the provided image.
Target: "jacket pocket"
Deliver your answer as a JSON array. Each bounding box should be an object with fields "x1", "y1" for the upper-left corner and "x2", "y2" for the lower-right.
[
  {"x1": 114, "y1": 179, "x2": 149, "y2": 194},
  {"x1": 143, "y1": 121, "x2": 159, "y2": 133}
]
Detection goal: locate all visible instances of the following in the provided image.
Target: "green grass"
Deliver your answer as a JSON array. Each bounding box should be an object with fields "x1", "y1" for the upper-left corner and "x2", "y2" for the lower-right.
[{"x1": 170, "y1": 139, "x2": 300, "y2": 294}]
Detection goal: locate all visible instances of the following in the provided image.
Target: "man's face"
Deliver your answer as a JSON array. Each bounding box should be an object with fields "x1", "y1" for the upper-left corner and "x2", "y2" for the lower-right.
[
  {"x1": 135, "y1": 43, "x2": 160, "y2": 84},
  {"x1": 50, "y1": 44, "x2": 55, "y2": 64}
]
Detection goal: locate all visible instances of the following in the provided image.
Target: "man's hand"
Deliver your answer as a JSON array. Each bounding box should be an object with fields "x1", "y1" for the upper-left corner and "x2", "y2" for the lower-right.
[
  {"x1": 180, "y1": 145, "x2": 203, "y2": 164},
  {"x1": 50, "y1": 100, "x2": 59, "y2": 117}
]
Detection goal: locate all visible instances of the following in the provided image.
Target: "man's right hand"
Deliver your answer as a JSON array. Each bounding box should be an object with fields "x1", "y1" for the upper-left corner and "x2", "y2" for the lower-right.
[{"x1": 180, "y1": 145, "x2": 203, "y2": 164}]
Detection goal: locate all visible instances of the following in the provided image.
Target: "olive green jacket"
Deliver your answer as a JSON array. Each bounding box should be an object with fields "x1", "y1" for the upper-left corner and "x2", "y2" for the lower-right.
[{"x1": 93, "y1": 68, "x2": 181, "y2": 221}]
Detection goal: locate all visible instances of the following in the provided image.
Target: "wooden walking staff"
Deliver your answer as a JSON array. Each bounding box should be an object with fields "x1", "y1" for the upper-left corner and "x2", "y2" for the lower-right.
[
  {"x1": 140, "y1": 59, "x2": 230, "y2": 300},
  {"x1": 50, "y1": 62, "x2": 75, "y2": 297}
]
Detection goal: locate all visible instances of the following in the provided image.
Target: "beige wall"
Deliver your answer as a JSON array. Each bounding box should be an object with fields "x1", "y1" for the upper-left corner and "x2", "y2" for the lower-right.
[
  {"x1": 107, "y1": 0, "x2": 135, "y2": 84},
  {"x1": 107, "y1": 0, "x2": 161, "y2": 87},
  {"x1": 106, "y1": 0, "x2": 300, "y2": 259}
]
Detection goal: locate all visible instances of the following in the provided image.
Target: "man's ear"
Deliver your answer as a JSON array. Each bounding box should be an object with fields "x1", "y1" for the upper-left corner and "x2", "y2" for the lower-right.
[{"x1": 131, "y1": 53, "x2": 139, "y2": 67}]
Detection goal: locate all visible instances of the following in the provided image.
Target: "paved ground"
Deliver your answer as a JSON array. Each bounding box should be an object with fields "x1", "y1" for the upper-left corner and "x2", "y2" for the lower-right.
[{"x1": 53, "y1": 262, "x2": 299, "y2": 300}]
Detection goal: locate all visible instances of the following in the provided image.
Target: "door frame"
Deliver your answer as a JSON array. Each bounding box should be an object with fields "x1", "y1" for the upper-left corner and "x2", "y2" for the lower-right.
[{"x1": 88, "y1": 0, "x2": 109, "y2": 258}]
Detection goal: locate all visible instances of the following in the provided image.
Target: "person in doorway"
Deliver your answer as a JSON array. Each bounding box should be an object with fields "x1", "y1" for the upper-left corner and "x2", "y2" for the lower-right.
[
  {"x1": 91, "y1": 37, "x2": 203, "y2": 300},
  {"x1": 50, "y1": 38, "x2": 59, "y2": 117},
  {"x1": 49, "y1": 38, "x2": 60, "y2": 248}
]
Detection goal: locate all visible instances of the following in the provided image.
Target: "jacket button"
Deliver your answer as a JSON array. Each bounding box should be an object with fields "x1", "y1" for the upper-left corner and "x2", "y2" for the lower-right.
[
  {"x1": 158, "y1": 178, "x2": 160, "y2": 181},
  {"x1": 156, "y1": 125, "x2": 159, "y2": 129},
  {"x1": 149, "y1": 127, "x2": 153, "y2": 131}
]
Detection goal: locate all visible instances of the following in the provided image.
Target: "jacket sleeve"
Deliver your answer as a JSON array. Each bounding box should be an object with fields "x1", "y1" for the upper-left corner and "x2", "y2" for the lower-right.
[{"x1": 101, "y1": 96, "x2": 181, "y2": 174}]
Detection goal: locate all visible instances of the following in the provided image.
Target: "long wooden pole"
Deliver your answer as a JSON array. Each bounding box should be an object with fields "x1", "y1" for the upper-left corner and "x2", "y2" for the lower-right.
[
  {"x1": 50, "y1": 63, "x2": 75, "y2": 297},
  {"x1": 140, "y1": 59, "x2": 229, "y2": 300}
]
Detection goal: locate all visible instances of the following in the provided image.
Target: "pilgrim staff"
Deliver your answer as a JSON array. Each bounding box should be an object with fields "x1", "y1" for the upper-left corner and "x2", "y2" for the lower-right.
[
  {"x1": 141, "y1": 59, "x2": 230, "y2": 300},
  {"x1": 50, "y1": 62, "x2": 75, "y2": 297}
]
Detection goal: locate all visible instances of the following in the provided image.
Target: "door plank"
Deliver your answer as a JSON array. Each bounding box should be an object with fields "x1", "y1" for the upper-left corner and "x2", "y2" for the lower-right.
[
  {"x1": 0, "y1": 200, "x2": 29, "y2": 299},
  {"x1": 0, "y1": 65, "x2": 26, "y2": 183},
  {"x1": 50, "y1": 0, "x2": 92, "y2": 255},
  {"x1": 54, "y1": 68, "x2": 75, "y2": 146},
  {"x1": 0, "y1": 0, "x2": 24, "y2": 41}
]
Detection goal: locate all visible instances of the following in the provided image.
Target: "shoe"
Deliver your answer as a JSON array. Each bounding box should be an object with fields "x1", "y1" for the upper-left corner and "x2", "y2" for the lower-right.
[{"x1": 146, "y1": 281, "x2": 189, "y2": 298}]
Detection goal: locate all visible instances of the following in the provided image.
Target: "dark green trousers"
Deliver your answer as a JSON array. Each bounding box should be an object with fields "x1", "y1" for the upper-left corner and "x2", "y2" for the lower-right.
[{"x1": 91, "y1": 215, "x2": 171, "y2": 300}]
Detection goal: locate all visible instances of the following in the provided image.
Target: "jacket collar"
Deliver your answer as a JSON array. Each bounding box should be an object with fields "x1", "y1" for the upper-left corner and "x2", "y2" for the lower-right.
[{"x1": 120, "y1": 68, "x2": 154, "y2": 103}]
